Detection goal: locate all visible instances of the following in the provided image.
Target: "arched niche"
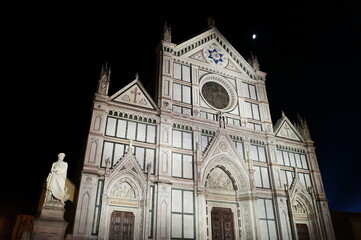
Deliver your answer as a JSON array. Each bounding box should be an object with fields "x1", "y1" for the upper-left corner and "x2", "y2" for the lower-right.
[{"x1": 201, "y1": 155, "x2": 250, "y2": 194}]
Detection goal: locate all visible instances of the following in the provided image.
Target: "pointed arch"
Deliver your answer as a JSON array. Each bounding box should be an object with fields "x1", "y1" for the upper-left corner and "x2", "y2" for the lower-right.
[
  {"x1": 281, "y1": 210, "x2": 292, "y2": 240},
  {"x1": 88, "y1": 139, "x2": 97, "y2": 163},
  {"x1": 200, "y1": 154, "x2": 250, "y2": 192},
  {"x1": 162, "y1": 127, "x2": 169, "y2": 143},
  {"x1": 206, "y1": 166, "x2": 236, "y2": 191},
  {"x1": 110, "y1": 181, "x2": 136, "y2": 199},
  {"x1": 105, "y1": 169, "x2": 146, "y2": 201},
  {"x1": 160, "y1": 200, "x2": 167, "y2": 238},
  {"x1": 78, "y1": 192, "x2": 90, "y2": 234},
  {"x1": 289, "y1": 187, "x2": 320, "y2": 240},
  {"x1": 104, "y1": 151, "x2": 148, "y2": 199},
  {"x1": 162, "y1": 151, "x2": 168, "y2": 172},
  {"x1": 94, "y1": 114, "x2": 101, "y2": 131},
  {"x1": 291, "y1": 191, "x2": 313, "y2": 216},
  {"x1": 98, "y1": 165, "x2": 148, "y2": 240}
]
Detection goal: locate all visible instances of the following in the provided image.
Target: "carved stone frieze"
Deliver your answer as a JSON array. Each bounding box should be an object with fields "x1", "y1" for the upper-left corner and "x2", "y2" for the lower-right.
[
  {"x1": 208, "y1": 167, "x2": 233, "y2": 190},
  {"x1": 292, "y1": 200, "x2": 307, "y2": 214},
  {"x1": 110, "y1": 181, "x2": 136, "y2": 199}
]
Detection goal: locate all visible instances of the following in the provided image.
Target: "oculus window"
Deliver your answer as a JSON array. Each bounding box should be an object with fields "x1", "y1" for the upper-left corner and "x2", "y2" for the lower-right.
[{"x1": 200, "y1": 74, "x2": 237, "y2": 112}]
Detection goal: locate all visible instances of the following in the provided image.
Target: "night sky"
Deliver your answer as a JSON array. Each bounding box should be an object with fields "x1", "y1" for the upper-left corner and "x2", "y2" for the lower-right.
[{"x1": 1, "y1": 0, "x2": 360, "y2": 236}]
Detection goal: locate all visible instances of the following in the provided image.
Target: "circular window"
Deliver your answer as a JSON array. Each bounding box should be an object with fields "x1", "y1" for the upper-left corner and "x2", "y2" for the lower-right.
[
  {"x1": 201, "y1": 82, "x2": 230, "y2": 109},
  {"x1": 200, "y1": 74, "x2": 237, "y2": 112}
]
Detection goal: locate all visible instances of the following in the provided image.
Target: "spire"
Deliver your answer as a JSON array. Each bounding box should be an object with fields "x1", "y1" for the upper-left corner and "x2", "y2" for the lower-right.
[
  {"x1": 248, "y1": 52, "x2": 260, "y2": 71},
  {"x1": 97, "y1": 62, "x2": 111, "y2": 95},
  {"x1": 296, "y1": 114, "x2": 312, "y2": 141},
  {"x1": 163, "y1": 22, "x2": 171, "y2": 42},
  {"x1": 207, "y1": 16, "x2": 216, "y2": 27}
]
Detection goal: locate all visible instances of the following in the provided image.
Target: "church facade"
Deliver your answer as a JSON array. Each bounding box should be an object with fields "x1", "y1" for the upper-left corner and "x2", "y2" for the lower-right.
[{"x1": 71, "y1": 21, "x2": 335, "y2": 240}]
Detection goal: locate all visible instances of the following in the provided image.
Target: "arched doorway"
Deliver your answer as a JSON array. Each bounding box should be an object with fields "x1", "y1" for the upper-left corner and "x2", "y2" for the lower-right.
[
  {"x1": 198, "y1": 137, "x2": 253, "y2": 240},
  {"x1": 291, "y1": 196, "x2": 318, "y2": 240},
  {"x1": 98, "y1": 168, "x2": 147, "y2": 240},
  {"x1": 205, "y1": 166, "x2": 239, "y2": 240}
]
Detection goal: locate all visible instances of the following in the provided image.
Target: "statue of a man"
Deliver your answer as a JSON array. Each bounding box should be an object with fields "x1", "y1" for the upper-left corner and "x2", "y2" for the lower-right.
[{"x1": 45, "y1": 153, "x2": 68, "y2": 205}]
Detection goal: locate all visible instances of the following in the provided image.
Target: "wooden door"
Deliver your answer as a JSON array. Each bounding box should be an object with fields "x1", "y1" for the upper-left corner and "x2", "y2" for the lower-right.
[
  {"x1": 109, "y1": 211, "x2": 134, "y2": 240},
  {"x1": 296, "y1": 223, "x2": 310, "y2": 240},
  {"x1": 211, "y1": 207, "x2": 235, "y2": 240}
]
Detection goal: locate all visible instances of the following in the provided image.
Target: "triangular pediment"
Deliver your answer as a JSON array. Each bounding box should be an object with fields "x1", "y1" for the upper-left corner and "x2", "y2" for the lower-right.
[
  {"x1": 103, "y1": 146, "x2": 148, "y2": 207},
  {"x1": 274, "y1": 113, "x2": 304, "y2": 142},
  {"x1": 174, "y1": 27, "x2": 259, "y2": 79},
  {"x1": 288, "y1": 170, "x2": 310, "y2": 197},
  {"x1": 199, "y1": 129, "x2": 250, "y2": 191},
  {"x1": 287, "y1": 170, "x2": 314, "y2": 214},
  {"x1": 106, "y1": 146, "x2": 147, "y2": 184},
  {"x1": 202, "y1": 130, "x2": 247, "y2": 169},
  {"x1": 110, "y1": 78, "x2": 158, "y2": 110}
]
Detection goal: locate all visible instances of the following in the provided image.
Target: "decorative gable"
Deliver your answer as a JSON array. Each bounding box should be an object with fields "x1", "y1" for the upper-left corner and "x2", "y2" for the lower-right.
[
  {"x1": 202, "y1": 130, "x2": 246, "y2": 169},
  {"x1": 288, "y1": 168, "x2": 311, "y2": 197},
  {"x1": 106, "y1": 145, "x2": 148, "y2": 184},
  {"x1": 110, "y1": 76, "x2": 157, "y2": 110},
  {"x1": 186, "y1": 39, "x2": 249, "y2": 76},
  {"x1": 287, "y1": 168, "x2": 314, "y2": 215},
  {"x1": 103, "y1": 144, "x2": 148, "y2": 208},
  {"x1": 274, "y1": 112, "x2": 304, "y2": 142},
  {"x1": 199, "y1": 129, "x2": 250, "y2": 191},
  {"x1": 173, "y1": 27, "x2": 264, "y2": 80}
]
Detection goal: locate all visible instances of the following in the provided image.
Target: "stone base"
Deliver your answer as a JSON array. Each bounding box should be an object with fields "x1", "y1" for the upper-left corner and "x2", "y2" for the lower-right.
[{"x1": 32, "y1": 206, "x2": 68, "y2": 240}]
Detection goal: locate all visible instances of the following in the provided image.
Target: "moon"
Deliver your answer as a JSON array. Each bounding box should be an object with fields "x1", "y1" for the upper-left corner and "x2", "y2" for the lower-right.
[{"x1": 252, "y1": 34, "x2": 256, "y2": 39}]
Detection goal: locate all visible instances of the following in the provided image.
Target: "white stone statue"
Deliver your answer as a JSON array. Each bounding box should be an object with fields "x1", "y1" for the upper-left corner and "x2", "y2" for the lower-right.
[{"x1": 45, "y1": 153, "x2": 68, "y2": 205}]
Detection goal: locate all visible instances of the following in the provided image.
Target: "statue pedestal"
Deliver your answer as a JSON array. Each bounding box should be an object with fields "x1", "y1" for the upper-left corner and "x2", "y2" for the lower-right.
[{"x1": 32, "y1": 206, "x2": 68, "y2": 240}]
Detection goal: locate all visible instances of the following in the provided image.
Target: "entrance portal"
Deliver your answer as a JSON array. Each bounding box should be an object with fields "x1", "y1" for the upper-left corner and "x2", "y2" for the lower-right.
[
  {"x1": 211, "y1": 207, "x2": 235, "y2": 240},
  {"x1": 296, "y1": 223, "x2": 310, "y2": 240},
  {"x1": 109, "y1": 211, "x2": 134, "y2": 240}
]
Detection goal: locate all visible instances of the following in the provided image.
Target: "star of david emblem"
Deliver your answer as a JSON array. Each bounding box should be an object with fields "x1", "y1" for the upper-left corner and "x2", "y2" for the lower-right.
[{"x1": 207, "y1": 48, "x2": 223, "y2": 64}]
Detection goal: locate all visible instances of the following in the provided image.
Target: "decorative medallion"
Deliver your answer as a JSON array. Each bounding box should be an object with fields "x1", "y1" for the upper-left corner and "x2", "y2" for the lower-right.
[
  {"x1": 163, "y1": 100, "x2": 169, "y2": 108},
  {"x1": 203, "y1": 44, "x2": 227, "y2": 67},
  {"x1": 125, "y1": 161, "x2": 134, "y2": 169},
  {"x1": 207, "y1": 48, "x2": 223, "y2": 64},
  {"x1": 219, "y1": 141, "x2": 229, "y2": 152}
]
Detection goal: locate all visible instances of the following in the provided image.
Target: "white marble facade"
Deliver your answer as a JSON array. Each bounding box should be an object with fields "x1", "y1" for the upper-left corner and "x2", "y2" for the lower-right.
[{"x1": 71, "y1": 21, "x2": 335, "y2": 240}]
